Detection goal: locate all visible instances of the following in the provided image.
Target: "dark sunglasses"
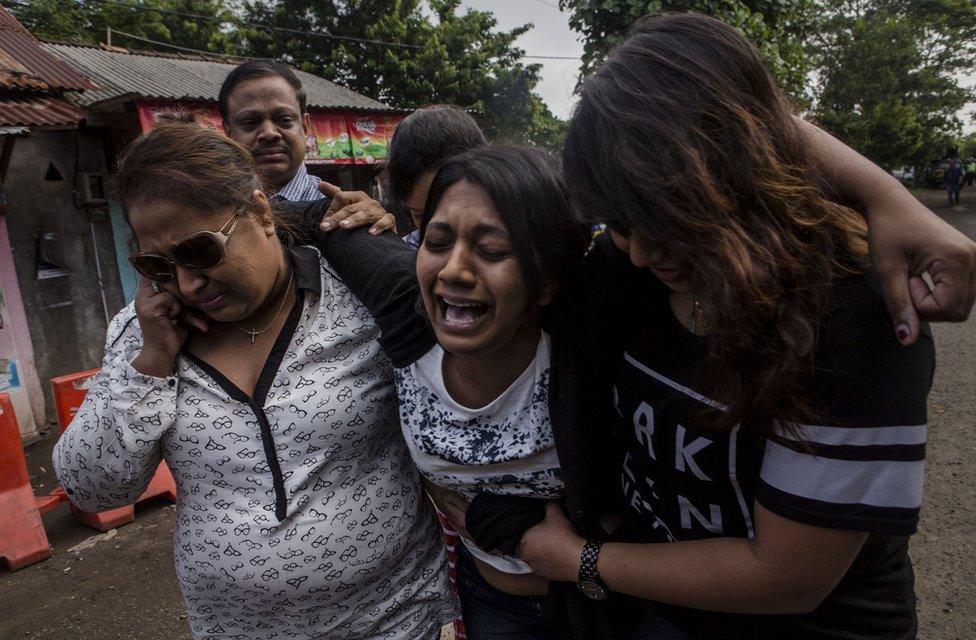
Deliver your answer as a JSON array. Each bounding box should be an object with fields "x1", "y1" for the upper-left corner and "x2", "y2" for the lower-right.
[{"x1": 129, "y1": 209, "x2": 242, "y2": 284}]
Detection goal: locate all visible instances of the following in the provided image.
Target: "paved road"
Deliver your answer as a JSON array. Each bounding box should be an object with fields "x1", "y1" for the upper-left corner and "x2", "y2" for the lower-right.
[{"x1": 1, "y1": 189, "x2": 973, "y2": 639}]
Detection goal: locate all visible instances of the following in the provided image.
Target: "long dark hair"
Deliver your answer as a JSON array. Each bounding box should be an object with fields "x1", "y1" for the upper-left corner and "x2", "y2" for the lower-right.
[
  {"x1": 421, "y1": 144, "x2": 588, "y2": 313},
  {"x1": 564, "y1": 13, "x2": 868, "y2": 434}
]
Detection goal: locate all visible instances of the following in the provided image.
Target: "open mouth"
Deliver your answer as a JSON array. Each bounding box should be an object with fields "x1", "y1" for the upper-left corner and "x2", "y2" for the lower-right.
[{"x1": 436, "y1": 296, "x2": 490, "y2": 331}]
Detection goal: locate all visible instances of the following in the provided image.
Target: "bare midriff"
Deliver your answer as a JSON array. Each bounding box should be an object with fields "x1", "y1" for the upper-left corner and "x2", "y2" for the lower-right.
[{"x1": 473, "y1": 556, "x2": 549, "y2": 596}]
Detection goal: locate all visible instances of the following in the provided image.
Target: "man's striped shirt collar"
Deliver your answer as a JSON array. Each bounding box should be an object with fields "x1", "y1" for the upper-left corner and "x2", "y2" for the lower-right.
[{"x1": 272, "y1": 164, "x2": 324, "y2": 202}]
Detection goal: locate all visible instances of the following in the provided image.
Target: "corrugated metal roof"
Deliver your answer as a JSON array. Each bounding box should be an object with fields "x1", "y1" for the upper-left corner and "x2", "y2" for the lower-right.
[
  {"x1": 44, "y1": 42, "x2": 393, "y2": 112},
  {"x1": 0, "y1": 7, "x2": 96, "y2": 92},
  {"x1": 0, "y1": 96, "x2": 86, "y2": 127}
]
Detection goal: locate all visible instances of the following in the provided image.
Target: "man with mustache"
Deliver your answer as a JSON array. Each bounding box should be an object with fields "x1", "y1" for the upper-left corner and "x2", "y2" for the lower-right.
[
  {"x1": 219, "y1": 60, "x2": 324, "y2": 201},
  {"x1": 218, "y1": 61, "x2": 394, "y2": 233}
]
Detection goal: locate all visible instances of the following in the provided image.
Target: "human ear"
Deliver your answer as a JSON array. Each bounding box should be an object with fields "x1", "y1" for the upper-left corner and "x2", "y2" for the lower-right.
[
  {"x1": 537, "y1": 279, "x2": 557, "y2": 306},
  {"x1": 251, "y1": 189, "x2": 276, "y2": 236},
  {"x1": 302, "y1": 113, "x2": 313, "y2": 136}
]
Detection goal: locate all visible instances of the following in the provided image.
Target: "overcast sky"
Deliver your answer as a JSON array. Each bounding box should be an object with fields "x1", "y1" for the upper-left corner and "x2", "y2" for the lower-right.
[
  {"x1": 960, "y1": 73, "x2": 975, "y2": 134},
  {"x1": 461, "y1": 0, "x2": 583, "y2": 120}
]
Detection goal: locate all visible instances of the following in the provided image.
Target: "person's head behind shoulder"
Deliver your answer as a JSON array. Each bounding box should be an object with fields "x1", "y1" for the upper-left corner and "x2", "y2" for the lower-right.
[
  {"x1": 414, "y1": 144, "x2": 587, "y2": 358},
  {"x1": 386, "y1": 104, "x2": 486, "y2": 230},
  {"x1": 565, "y1": 12, "x2": 869, "y2": 433},
  {"x1": 219, "y1": 59, "x2": 311, "y2": 190},
  {"x1": 114, "y1": 121, "x2": 294, "y2": 323}
]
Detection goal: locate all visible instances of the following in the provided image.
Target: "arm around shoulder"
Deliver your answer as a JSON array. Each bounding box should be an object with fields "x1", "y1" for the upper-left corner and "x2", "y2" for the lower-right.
[
  {"x1": 311, "y1": 226, "x2": 436, "y2": 367},
  {"x1": 799, "y1": 117, "x2": 976, "y2": 340}
]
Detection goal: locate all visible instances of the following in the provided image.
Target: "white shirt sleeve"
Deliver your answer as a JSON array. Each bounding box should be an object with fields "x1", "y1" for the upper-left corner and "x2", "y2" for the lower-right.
[{"x1": 53, "y1": 305, "x2": 179, "y2": 511}]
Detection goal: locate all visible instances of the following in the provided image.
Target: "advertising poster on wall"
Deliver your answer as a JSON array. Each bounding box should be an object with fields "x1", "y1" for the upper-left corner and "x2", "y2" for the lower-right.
[
  {"x1": 309, "y1": 113, "x2": 355, "y2": 164},
  {"x1": 347, "y1": 114, "x2": 399, "y2": 163},
  {"x1": 136, "y1": 102, "x2": 402, "y2": 165},
  {"x1": 0, "y1": 358, "x2": 21, "y2": 391},
  {"x1": 135, "y1": 101, "x2": 224, "y2": 133}
]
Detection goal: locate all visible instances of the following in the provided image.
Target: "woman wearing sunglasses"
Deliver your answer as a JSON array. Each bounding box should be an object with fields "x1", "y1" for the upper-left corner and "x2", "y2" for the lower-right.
[{"x1": 52, "y1": 122, "x2": 455, "y2": 640}]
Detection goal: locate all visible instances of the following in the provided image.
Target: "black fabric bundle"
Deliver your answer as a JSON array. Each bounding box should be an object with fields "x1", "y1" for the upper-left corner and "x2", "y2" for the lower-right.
[{"x1": 466, "y1": 493, "x2": 548, "y2": 556}]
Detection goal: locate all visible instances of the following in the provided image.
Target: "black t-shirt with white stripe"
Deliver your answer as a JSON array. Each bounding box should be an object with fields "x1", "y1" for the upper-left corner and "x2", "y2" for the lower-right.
[{"x1": 611, "y1": 267, "x2": 934, "y2": 639}]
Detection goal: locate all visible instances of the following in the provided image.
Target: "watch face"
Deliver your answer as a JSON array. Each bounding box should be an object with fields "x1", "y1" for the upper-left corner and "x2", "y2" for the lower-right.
[{"x1": 578, "y1": 579, "x2": 608, "y2": 601}]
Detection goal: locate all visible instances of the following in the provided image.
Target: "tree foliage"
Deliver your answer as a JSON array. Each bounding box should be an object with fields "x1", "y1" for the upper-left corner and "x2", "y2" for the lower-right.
[
  {"x1": 236, "y1": 0, "x2": 563, "y2": 146},
  {"x1": 560, "y1": 0, "x2": 975, "y2": 170},
  {"x1": 9, "y1": 0, "x2": 565, "y2": 147},
  {"x1": 557, "y1": 0, "x2": 816, "y2": 98},
  {"x1": 960, "y1": 133, "x2": 976, "y2": 159},
  {"x1": 811, "y1": 0, "x2": 976, "y2": 169},
  {"x1": 10, "y1": 0, "x2": 237, "y2": 53}
]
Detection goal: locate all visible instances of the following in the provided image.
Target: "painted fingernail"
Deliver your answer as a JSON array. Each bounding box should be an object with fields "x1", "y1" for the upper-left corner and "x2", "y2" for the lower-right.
[{"x1": 896, "y1": 324, "x2": 910, "y2": 343}]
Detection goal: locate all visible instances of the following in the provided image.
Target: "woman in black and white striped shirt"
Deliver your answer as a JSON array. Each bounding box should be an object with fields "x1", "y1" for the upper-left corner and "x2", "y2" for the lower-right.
[{"x1": 517, "y1": 13, "x2": 936, "y2": 640}]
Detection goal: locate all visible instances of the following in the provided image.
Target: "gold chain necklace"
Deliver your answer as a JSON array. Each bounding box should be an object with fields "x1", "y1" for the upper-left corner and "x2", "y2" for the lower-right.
[{"x1": 235, "y1": 274, "x2": 294, "y2": 344}]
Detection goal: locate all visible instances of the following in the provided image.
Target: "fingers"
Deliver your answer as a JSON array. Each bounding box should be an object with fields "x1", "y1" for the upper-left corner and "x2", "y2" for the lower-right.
[
  {"x1": 915, "y1": 259, "x2": 976, "y2": 322},
  {"x1": 369, "y1": 213, "x2": 397, "y2": 235},
  {"x1": 321, "y1": 201, "x2": 389, "y2": 232},
  {"x1": 337, "y1": 209, "x2": 379, "y2": 230},
  {"x1": 180, "y1": 309, "x2": 211, "y2": 333},
  {"x1": 138, "y1": 277, "x2": 160, "y2": 298},
  {"x1": 317, "y1": 180, "x2": 341, "y2": 199},
  {"x1": 874, "y1": 256, "x2": 919, "y2": 345},
  {"x1": 320, "y1": 191, "x2": 378, "y2": 230},
  {"x1": 320, "y1": 181, "x2": 344, "y2": 218}
]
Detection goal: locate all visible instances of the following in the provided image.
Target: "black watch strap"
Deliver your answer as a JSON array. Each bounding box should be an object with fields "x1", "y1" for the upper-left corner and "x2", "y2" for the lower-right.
[{"x1": 577, "y1": 540, "x2": 608, "y2": 601}]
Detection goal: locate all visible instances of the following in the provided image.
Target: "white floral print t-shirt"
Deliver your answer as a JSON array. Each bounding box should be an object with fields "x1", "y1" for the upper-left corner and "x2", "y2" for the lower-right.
[{"x1": 394, "y1": 332, "x2": 564, "y2": 573}]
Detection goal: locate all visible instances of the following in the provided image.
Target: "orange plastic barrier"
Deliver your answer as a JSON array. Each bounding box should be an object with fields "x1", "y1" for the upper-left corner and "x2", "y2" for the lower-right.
[
  {"x1": 50, "y1": 370, "x2": 177, "y2": 532},
  {"x1": 51, "y1": 368, "x2": 100, "y2": 429},
  {"x1": 0, "y1": 393, "x2": 53, "y2": 571}
]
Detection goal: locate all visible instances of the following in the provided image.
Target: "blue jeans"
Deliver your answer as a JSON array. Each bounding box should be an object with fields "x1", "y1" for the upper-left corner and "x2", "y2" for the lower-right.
[
  {"x1": 456, "y1": 542, "x2": 690, "y2": 640},
  {"x1": 455, "y1": 543, "x2": 563, "y2": 640}
]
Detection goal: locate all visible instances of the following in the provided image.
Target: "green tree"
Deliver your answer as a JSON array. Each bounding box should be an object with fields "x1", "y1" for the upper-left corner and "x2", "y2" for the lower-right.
[
  {"x1": 558, "y1": 0, "x2": 816, "y2": 98},
  {"x1": 10, "y1": 0, "x2": 237, "y2": 54},
  {"x1": 812, "y1": 0, "x2": 976, "y2": 170},
  {"x1": 960, "y1": 132, "x2": 976, "y2": 159},
  {"x1": 237, "y1": 0, "x2": 562, "y2": 145}
]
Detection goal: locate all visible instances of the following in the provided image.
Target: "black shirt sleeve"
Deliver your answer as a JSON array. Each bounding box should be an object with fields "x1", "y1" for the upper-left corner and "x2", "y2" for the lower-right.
[
  {"x1": 278, "y1": 199, "x2": 436, "y2": 368},
  {"x1": 756, "y1": 273, "x2": 935, "y2": 535}
]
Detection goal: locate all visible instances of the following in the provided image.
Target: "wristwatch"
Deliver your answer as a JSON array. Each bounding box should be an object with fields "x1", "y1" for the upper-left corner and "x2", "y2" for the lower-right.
[{"x1": 577, "y1": 540, "x2": 608, "y2": 601}]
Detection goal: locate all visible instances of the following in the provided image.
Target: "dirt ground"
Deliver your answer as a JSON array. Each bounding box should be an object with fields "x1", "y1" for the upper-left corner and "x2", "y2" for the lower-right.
[
  {"x1": 1, "y1": 188, "x2": 973, "y2": 639},
  {"x1": 910, "y1": 187, "x2": 976, "y2": 640}
]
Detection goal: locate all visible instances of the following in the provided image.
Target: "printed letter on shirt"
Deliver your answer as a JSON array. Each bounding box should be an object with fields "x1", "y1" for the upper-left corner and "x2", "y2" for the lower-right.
[
  {"x1": 678, "y1": 495, "x2": 724, "y2": 533},
  {"x1": 675, "y1": 424, "x2": 711, "y2": 480},
  {"x1": 633, "y1": 401, "x2": 657, "y2": 461}
]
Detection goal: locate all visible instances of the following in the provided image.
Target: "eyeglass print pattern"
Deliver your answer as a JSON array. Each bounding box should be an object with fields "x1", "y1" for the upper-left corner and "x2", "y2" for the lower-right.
[{"x1": 54, "y1": 248, "x2": 456, "y2": 640}]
